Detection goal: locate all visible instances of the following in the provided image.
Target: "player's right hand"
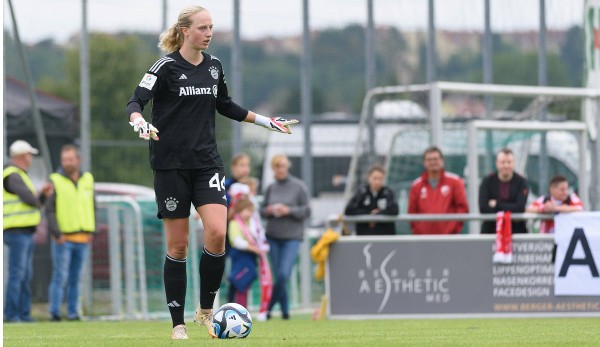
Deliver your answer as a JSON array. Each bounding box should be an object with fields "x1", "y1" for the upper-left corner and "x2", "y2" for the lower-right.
[{"x1": 129, "y1": 117, "x2": 159, "y2": 141}]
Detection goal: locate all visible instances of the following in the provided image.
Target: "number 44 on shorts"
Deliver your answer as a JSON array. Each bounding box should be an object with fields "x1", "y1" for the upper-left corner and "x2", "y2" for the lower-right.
[{"x1": 209, "y1": 173, "x2": 225, "y2": 191}]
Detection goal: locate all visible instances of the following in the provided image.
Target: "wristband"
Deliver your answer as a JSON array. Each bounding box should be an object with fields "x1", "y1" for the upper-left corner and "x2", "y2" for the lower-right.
[{"x1": 254, "y1": 114, "x2": 271, "y2": 128}]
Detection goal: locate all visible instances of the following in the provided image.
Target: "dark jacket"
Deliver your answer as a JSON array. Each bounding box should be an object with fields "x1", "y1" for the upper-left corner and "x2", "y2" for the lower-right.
[
  {"x1": 478, "y1": 172, "x2": 529, "y2": 234},
  {"x1": 345, "y1": 184, "x2": 399, "y2": 235}
]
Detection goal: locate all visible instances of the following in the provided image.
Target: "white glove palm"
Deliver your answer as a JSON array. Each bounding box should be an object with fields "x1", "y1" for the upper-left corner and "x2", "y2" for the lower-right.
[{"x1": 129, "y1": 117, "x2": 159, "y2": 141}]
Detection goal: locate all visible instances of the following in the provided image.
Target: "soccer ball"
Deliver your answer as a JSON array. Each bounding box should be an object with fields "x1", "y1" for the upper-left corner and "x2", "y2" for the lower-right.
[{"x1": 212, "y1": 303, "x2": 252, "y2": 339}]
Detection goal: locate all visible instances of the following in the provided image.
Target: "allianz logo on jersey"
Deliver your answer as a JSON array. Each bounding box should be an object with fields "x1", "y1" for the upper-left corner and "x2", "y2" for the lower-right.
[{"x1": 179, "y1": 84, "x2": 218, "y2": 97}]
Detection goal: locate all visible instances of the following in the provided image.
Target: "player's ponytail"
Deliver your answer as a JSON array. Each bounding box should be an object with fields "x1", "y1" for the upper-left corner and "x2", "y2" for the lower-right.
[
  {"x1": 158, "y1": 24, "x2": 182, "y2": 53},
  {"x1": 158, "y1": 5, "x2": 207, "y2": 53}
]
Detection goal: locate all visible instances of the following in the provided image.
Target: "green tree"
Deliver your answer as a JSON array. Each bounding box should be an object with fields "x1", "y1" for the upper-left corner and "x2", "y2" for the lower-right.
[
  {"x1": 560, "y1": 25, "x2": 583, "y2": 87},
  {"x1": 275, "y1": 25, "x2": 407, "y2": 114},
  {"x1": 4, "y1": 31, "x2": 66, "y2": 84},
  {"x1": 40, "y1": 33, "x2": 159, "y2": 186},
  {"x1": 492, "y1": 52, "x2": 570, "y2": 87},
  {"x1": 8, "y1": 25, "x2": 585, "y2": 182},
  {"x1": 275, "y1": 85, "x2": 327, "y2": 114},
  {"x1": 375, "y1": 26, "x2": 408, "y2": 86},
  {"x1": 439, "y1": 51, "x2": 481, "y2": 83},
  {"x1": 491, "y1": 52, "x2": 571, "y2": 113},
  {"x1": 312, "y1": 25, "x2": 368, "y2": 113}
]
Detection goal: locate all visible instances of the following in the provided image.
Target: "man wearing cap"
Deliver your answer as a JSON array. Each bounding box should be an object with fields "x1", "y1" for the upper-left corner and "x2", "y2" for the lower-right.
[
  {"x1": 46, "y1": 144, "x2": 96, "y2": 321},
  {"x1": 3, "y1": 140, "x2": 52, "y2": 322}
]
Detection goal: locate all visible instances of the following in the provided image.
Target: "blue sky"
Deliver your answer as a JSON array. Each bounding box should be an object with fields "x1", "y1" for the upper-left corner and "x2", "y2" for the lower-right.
[{"x1": 4, "y1": 0, "x2": 584, "y2": 44}]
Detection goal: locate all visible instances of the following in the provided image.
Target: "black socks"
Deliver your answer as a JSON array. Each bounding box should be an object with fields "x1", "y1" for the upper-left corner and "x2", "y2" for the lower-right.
[
  {"x1": 164, "y1": 254, "x2": 187, "y2": 327},
  {"x1": 164, "y1": 247, "x2": 225, "y2": 326},
  {"x1": 199, "y1": 247, "x2": 225, "y2": 309}
]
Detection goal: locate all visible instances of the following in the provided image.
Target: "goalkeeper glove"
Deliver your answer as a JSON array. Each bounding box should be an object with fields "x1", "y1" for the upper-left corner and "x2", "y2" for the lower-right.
[
  {"x1": 254, "y1": 114, "x2": 299, "y2": 134},
  {"x1": 129, "y1": 117, "x2": 159, "y2": 141}
]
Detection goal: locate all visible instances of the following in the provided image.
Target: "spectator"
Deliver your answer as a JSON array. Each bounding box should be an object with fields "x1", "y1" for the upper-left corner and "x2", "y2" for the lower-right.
[
  {"x1": 224, "y1": 154, "x2": 251, "y2": 302},
  {"x1": 241, "y1": 176, "x2": 259, "y2": 203},
  {"x1": 261, "y1": 154, "x2": 311, "y2": 320},
  {"x1": 227, "y1": 198, "x2": 268, "y2": 308},
  {"x1": 479, "y1": 148, "x2": 529, "y2": 234},
  {"x1": 233, "y1": 177, "x2": 272, "y2": 321},
  {"x1": 225, "y1": 153, "x2": 251, "y2": 206},
  {"x1": 225, "y1": 153, "x2": 253, "y2": 302},
  {"x1": 3, "y1": 140, "x2": 52, "y2": 322},
  {"x1": 227, "y1": 179, "x2": 253, "y2": 220},
  {"x1": 344, "y1": 165, "x2": 399, "y2": 235},
  {"x1": 46, "y1": 144, "x2": 97, "y2": 321},
  {"x1": 227, "y1": 177, "x2": 271, "y2": 316},
  {"x1": 526, "y1": 175, "x2": 583, "y2": 233},
  {"x1": 408, "y1": 147, "x2": 469, "y2": 234},
  {"x1": 232, "y1": 177, "x2": 264, "y2": 227}
]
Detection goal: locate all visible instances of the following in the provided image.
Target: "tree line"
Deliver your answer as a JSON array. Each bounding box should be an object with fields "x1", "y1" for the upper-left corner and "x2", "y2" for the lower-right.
[{"x1": 4, "y1": 25, "x2": 583, "y2": 185}]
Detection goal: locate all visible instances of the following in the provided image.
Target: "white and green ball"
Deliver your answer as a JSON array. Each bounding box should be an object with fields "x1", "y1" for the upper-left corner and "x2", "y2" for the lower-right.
[{"x1": 212, "y1": 303, "x2": 252, "y2": 339}]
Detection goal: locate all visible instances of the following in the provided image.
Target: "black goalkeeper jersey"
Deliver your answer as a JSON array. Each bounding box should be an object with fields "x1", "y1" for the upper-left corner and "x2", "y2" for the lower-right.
[{"x1": 126, "y1": 51, "x2": 248, "y2": 170}]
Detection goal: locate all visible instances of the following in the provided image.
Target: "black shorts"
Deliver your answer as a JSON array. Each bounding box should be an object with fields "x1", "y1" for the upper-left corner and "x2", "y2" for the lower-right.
[{"x1": 153, "y1": 168, "x2": 228, "y2": 219}]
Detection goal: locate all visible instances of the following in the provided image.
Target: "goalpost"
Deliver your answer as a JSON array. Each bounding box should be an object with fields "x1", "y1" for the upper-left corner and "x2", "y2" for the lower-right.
[
  {"x1": 466, "y1": 119, "x2": 589, "y2": 234},
  {"x1": 346, "y1": 81, "x2": 600, "y2": 232}
]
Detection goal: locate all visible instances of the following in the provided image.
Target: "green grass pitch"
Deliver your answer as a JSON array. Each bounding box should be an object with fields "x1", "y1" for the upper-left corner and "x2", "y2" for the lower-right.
[{"x1": 4, "y1": 315, "x2": 600, "y2": 346}]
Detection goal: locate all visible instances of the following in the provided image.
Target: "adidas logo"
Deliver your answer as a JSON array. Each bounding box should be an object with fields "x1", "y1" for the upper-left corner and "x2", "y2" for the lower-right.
[
  {"x1": 179, "y1": 74, "x2": 187, "y2": 80},
  {"x1": 167, "y1": 300, "x2": 181, "y2": 308}
]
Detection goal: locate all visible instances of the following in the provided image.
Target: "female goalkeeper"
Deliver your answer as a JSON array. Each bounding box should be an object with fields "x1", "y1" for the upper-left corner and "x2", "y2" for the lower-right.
[{"x1": 125, "y1": 5, "x2": 297, "y2": 340}]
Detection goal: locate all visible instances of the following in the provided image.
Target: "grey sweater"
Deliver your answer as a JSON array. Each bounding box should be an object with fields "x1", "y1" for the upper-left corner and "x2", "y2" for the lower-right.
[{"x1": 260, "y1": 175, "x2": 311, "y2": 241}]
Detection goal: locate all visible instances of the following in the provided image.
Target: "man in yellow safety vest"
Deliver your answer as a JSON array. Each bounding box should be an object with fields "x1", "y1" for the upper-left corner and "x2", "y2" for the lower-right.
[
  {"x1": 3, "y1": 140, "x2": 52, "y2": 322},
  {"x1": 46, "y1": 144, "x2": 96, "y2": 321}
]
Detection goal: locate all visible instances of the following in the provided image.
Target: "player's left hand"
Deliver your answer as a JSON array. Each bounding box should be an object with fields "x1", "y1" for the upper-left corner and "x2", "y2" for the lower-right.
[{"x1": 267, "y1": 117, "x2": 299, "y2": 134}]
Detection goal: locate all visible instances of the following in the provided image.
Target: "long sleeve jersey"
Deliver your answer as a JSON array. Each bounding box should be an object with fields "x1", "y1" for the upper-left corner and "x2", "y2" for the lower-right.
[{"x1": 126, "y1": 51, "x2": 248, "y2": 170}]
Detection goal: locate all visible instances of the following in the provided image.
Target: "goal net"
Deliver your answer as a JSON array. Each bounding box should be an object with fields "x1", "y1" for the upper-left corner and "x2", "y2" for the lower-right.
[{"x1": 345, "y1": 82, "x2": 599, "y2": 234}]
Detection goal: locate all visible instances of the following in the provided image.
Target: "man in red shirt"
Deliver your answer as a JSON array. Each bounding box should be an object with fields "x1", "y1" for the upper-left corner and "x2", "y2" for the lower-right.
[
  {"x1": 526, "y1": 175, "x2": 583, "y2": 233},
  {"x1": 408, "y1": 147, "x2": 469, "y2": 234}
]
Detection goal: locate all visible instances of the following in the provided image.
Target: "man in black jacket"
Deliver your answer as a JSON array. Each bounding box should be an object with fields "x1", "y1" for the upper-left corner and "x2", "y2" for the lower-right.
[
  {"x1": 345, "y1": 165, "x2": 399, "y2": 235},
  {"x1": 479, "y1": 148, "x2": 530, "y2": 234}
]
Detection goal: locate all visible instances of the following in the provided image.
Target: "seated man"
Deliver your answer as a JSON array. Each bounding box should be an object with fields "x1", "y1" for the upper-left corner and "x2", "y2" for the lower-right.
[
  {"x1": 526, "y1": 175, "x2": 583, "y2": 233},
  {"x1": 344, "y1": 165, "x2": 399, "y2": 235}
]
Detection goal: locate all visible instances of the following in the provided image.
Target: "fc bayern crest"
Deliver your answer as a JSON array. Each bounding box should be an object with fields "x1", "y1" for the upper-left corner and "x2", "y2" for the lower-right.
[
  {"x1": 165, "y1": 197, "x2": 179, "y2": 212},
  {"x1": 209, "y1": 66, "x2": 219, "y2": 80}
]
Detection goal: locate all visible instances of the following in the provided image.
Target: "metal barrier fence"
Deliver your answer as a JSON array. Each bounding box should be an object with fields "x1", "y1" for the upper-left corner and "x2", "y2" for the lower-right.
[
  {"x1": 327, "y1": 213, "x2": 554, "y2": 231},
  {"x1": 86, "y1": 196, "x2": 318, "y2": 320},
  {"x1": 83, "y1": 199, "x2": 561, "y2": 319},
  {"x1": 83, "y1": 195, "x2": 204, "y2": 320},
  {"x1": 84, "y1": 196, "x2": 150, "y2": 319}
]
